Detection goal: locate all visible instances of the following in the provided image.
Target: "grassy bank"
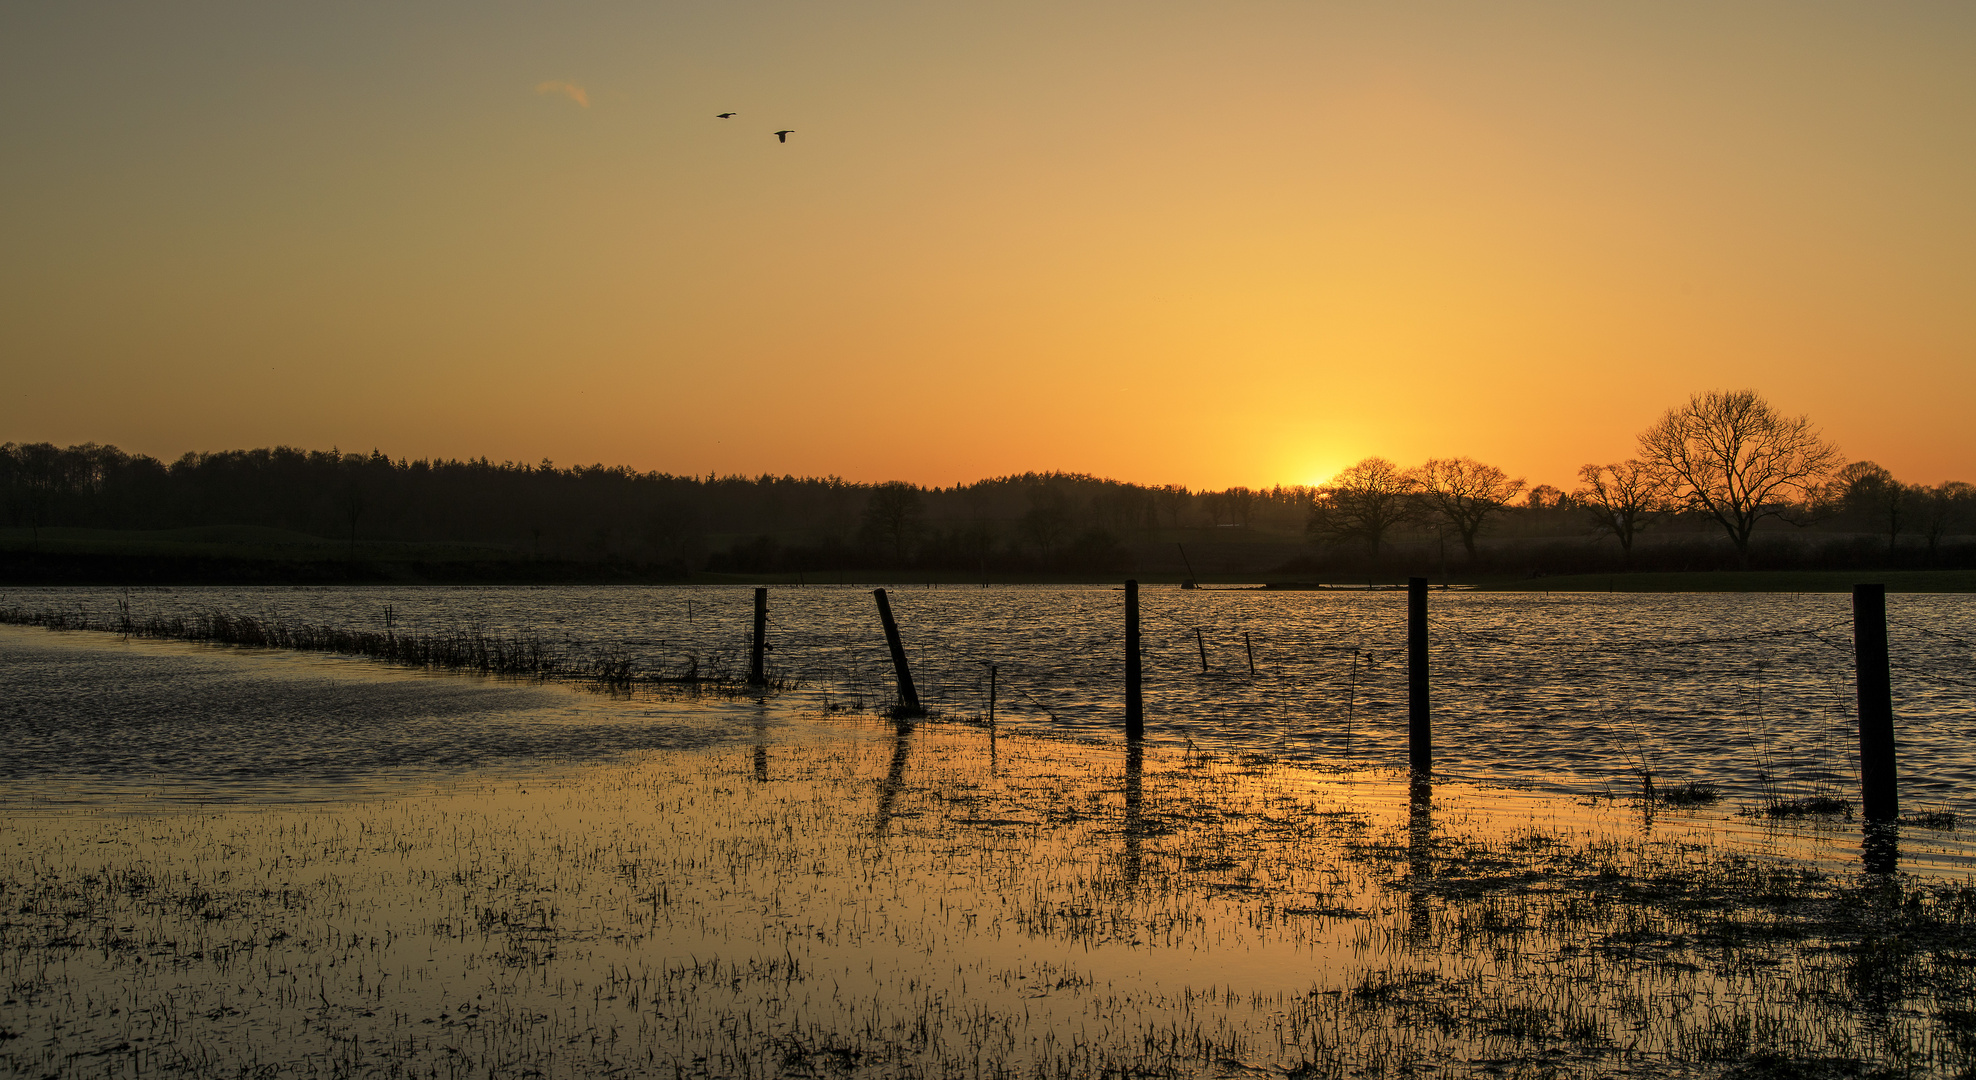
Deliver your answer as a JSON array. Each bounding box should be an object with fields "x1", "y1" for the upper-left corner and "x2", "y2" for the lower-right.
[{"x1": 6, "y1": 719, "x2": 1975, "y2": 1077}]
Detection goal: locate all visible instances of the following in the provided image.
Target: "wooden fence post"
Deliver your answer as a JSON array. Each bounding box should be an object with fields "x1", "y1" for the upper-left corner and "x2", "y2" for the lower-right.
[
  {"x1": 1125, "y1": 580, "x2": 1143, "y2": 740},
  {"x1": 872, "y1": 588, "x2": 921, "y2": 714},
  {"x1": 1195, "y1": 628, "x2": 1209, "y2": 673},
  {"x1": 1854, "y1": 583, "x2": 1897, "y2": 823},
  {"x1": 749, "y1": 587, "x2": 768, "y2": 686},
  {"x1": 1409, "y1": 576, "x2": 1430, "y2": 775}
]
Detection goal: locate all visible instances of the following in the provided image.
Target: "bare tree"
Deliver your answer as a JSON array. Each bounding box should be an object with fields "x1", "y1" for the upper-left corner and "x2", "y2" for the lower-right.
[
  {"x1": 1307, "y1": 457, "x2": 1417, "y2": 560},
  {"x1": 1572, "y1": 459, "x2": 1668, "y2": 566},
  {"x1": 1410, "y1": 457, "x2": 1525, "y2": 563},
  {"x1": 1637, "y1": 389, "x2": 1841, "y2": 567}
]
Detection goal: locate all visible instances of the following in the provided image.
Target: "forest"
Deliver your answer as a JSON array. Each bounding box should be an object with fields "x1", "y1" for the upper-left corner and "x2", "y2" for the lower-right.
[{"x1": 3, "y1": 392, "x2": 1972, "y2": 581}]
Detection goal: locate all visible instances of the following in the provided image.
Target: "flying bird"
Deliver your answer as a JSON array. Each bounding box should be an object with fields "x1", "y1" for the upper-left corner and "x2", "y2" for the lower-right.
[
  {"x1": 774, "y1": 130, "x2": 794, "y2": 142},
  {"x1": 716, "y1": 112, "x2": 736, "y2": 118}
]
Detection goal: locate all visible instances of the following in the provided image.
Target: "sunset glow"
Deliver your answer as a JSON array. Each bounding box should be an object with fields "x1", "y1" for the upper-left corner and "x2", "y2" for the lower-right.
[{"x1": 3, "y1": 1, "x2": 1971, "y2": 489}]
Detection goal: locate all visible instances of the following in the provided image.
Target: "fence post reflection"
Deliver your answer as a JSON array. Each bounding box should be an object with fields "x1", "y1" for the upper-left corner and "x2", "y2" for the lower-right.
[
  {"x1": 752, "y1": 702, "x2": 768, "y2": 783},
  {"x1": 1124, "y1": 741, "x2": 1144, "y2": 888},
  {"x1": 1406, "y1": 774, "x2": 1433, "y2": 946},
  {"x1": 1863, "y1": 820, "x2": 1899, "y2": 875},
  {"x1": 874, "y1": 720, "x2": 914, "y2": 837}
]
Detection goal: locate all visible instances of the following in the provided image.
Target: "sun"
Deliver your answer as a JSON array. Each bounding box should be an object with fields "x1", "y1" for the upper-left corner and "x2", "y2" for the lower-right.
[{"x1": 1297, "y1": 458, "x2": 1348, "y2": 489}]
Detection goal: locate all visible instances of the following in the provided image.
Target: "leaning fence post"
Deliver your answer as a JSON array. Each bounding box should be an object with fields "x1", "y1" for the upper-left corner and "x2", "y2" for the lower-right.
[
  {"x1": 1195, "y1": 628, "x2": 1209, "y2": 673},
  {"x1": 1408, "y1": 576, "x2": 1430, "y2": 775},
  {"x1": 872, "y1": 588, "x2": 921, "y2": 714},
  {"x1": 1853, "y1": 583, "x2": 1897, "y2": 822},
  {"x1": 749, "y1": 587, "x2": 768, "y2": 686},
  {"x1": 1125, "y1": 580, "x2": 1143, "y2": 740}
]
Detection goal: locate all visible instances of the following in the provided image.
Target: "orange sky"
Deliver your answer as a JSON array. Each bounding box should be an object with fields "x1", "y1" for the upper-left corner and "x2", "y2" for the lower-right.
[{"x1": 3, "y1": 1, "x2": 1972, "y2": 490}]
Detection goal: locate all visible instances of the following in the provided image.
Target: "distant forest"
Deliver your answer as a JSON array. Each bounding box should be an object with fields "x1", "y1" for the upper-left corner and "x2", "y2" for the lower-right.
[{"x1": 4, "y1": 395, "x2": 1973, "y2": 580}]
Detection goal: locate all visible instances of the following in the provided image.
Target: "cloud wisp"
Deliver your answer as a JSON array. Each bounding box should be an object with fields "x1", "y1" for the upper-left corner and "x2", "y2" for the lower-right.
[{"x1": 534, "y1": 81, "x2": 589, "y2": 108}]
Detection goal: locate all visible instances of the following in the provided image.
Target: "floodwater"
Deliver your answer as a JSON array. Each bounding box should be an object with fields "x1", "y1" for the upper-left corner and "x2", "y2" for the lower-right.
[
  {"x1": 4, "y1": 584, "x2": 1972, "y2": 816},
  {"x1": 8, "y1": 717, "x2": 1976, "y2": 1077},
  {"x1": 0, "y1": 627, "x2": 765, "y2": 805},
  {"x1": 8, "y1": 592, "x2": 1976, "y2": 1076}
]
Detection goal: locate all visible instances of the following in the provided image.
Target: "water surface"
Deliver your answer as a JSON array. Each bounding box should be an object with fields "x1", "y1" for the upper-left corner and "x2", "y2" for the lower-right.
[{"x1": 5, "y1": 584, "x2": 1971, "y2": 815}]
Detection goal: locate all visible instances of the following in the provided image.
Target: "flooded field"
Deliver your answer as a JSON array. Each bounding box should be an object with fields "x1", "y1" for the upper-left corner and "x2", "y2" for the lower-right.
[
  {"x1": 6, "y1": 584, "x2": 1974, "y2": 817},
  {"x1": 7, "y1": 621, "x2": 1976, "y2": 1077},
  {"x1": 10, "y1": 705, "x2": 1976, "y2": 1077},
  {"x1": 0, "y1": 628, "x2": 764, "y2": 805}
]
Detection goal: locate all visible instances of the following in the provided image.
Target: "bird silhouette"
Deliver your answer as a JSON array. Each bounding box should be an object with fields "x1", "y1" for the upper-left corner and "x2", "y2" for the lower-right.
[
  {"x1": 716, "y1": 112, "x2": 736, "y2": 119},
  {"x1": 773, "y1": 130, "x2": 794, "y2": 142}
]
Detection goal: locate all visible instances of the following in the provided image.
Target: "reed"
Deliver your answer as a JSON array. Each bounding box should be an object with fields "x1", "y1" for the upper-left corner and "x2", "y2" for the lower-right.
[
  {"x1": 9, "y1": 726, "x2": 1976, "y2": 1078},
  {"x1": 1657, "y1": 781, "x2": 1723, "y2": 806},
  {"x1": 0, "y1": 603, "x2": 792, "y2": 689}
]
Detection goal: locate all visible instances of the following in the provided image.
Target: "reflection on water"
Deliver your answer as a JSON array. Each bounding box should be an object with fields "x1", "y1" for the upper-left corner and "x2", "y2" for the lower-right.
[
  {"x1": 874, "y1": 720, "x2": 913, "y2": 836},
  {"x1": 10, "y1": 721, "x2": 1976, "y2": 1078},
  {"x1": 0, "y1": 626, "x2": 759, "y2": 805},
  {"x1": 752, "y1": 701, "x2": 769, "y2": 783},
  {"x1": 1123, "y1": 740, "x2": 1144, "y2": 887},
  {"x1": 1406, "y1": 774, "x2": 1433, "y2": 946},
  {"x1": 1864, "y1": 819, "x2": 1901, "y2": 874},
  {"x1": 6, "y1": 584, "x2": 1972, "y2": 817}
]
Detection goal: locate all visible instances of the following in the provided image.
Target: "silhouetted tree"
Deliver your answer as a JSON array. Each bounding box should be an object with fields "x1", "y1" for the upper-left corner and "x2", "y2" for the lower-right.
[
  {"x1": 1019, "y1": 485, "x2": 1074, "y2": 563},
  {"x1": 1837, "y1": 461, "x2": 1907, "y2": 553},
  {"x1": 1523, "y1": 485, "x2": 1565, "y2": 510},
  {"x1": 1152, "y1": 484, "x2": 1189, "y2": 530},
  {"x1": 1088, "y1": 486, "x2": 1148, "y2": 535},
  {"x1": 1064, "y1": 528, "x2": 1128, "y2": 572},
  {"x1": 1307, "y1": 457, "x2": 1416, "y2": 560},
  {"x1": 858, "y1": 482, "x2": 924, "y2": 563},
  {"x1": 1410, "y1": 457, "x2": 1525, "y2": 562},
  {"x1": 1573, "y1": 460, "x2": 1669, "y2": 566},
  {"x1": 1200, "y1": 491, "x2": 1230, "y2": 527},
  {"x1": 1224, "y1": 486, "x2": 1256, "y2": 528},
  {"x1": 4, "y1": 443, "x2": 61, "y2": 545},
  {"x1": 1919, "y1": 481, "x2": 1974, "y2": 564},
  {"x1": 1638, "y1": 389, "x2": 1842, "y2": 568}
]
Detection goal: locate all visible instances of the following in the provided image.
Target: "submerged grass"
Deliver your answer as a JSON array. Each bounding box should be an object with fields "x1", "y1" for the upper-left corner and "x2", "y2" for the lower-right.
[
  {"x1": 6, "y1": 722, "x2": 1976, "y2": 1078},
  {"x1": 0, "y1": 603, "x2": 795, "y2": 692},
  {"x1": 1658, "y1": 781, "x2": 1724, "y2": 807}
]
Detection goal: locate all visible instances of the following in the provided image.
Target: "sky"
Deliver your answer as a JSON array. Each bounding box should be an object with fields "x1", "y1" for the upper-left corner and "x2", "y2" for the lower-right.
[{"x1": 3, "y1": 1, "x2": 1972, "y2": 491}]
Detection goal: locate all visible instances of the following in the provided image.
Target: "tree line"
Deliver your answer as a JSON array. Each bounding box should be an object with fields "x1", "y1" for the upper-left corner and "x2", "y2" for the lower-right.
[
  {"x1": 0, "y1": 443, "x2": 1310, "y2": 573},
  {"x1": 1308, "y1": 389, "x2": 1972, "y2": 572},
  {"x1": 2, "y1": 390, "x2": 1970, "y2": 575}
]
